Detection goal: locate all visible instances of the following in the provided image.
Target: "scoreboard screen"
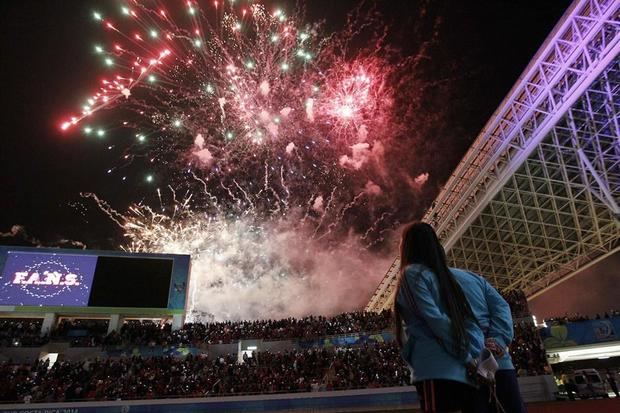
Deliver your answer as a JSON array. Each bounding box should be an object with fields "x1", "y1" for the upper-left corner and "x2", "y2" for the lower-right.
[
  {"x1": 88, "y1": 256, "x2": 173, "y2": 308},
  {"x1": 0, "y1": 251, "x2": 97, "y2": 306},
  {"x1": 0, "y1": 247, "x2": 190, "y2": 311}
]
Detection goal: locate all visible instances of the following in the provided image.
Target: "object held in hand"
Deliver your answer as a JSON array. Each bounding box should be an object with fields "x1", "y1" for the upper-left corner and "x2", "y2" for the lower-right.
[
  {"x1": 485, "y1": 337, "x2": 506, "y2": 357},
  {"x1": 476, "y1": 348, "x2": 499, "y2": 383}
]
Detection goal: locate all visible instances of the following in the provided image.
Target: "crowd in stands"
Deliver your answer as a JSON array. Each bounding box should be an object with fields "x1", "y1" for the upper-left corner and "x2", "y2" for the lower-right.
[
  {"x1": 0, "y1": 319, "x2": 549, "y2": 404},
  {"x1": 544, "y1": 309, "x2": 620, "y2": 324},
  {"x1": 510, "y1": 321, "x2": 550, "y2": 377},
  {"x1": 0, "y1": 342, "x2": 411, "y2": 403},
  {"x1": 51, "y1": 319, "x2": 110, "y2": 347},
  {"x1": 102, "y1": 319, "x2": 548, "y2": 377},
  {"x1": 503, "y1": 290, "x2": 530, "y2": 319},
  {"x1": 324, "y1": 342, "x2": 410, "y2": 389},
  {"x1": 0, "y1": 287, "x2": 557, "y2": 404},
  {"x1": 103, "y1": 311, "x2": 393, "y2": 347},
  {"x1": 1, "y1": 313, "x2": 550, "y2": 379},
  {"x1": 0, "y1": 311, "x2": 393, "y2": 348},
  {"x1": 1, "y1": 289, "x2": 536, "y2": 349},
  {"x1": 0, "y1": 290, "x2": 537, "y2": 348},
  {"x1": 0, "y1": 318, "x2": 113, "y2": 348},
  {"x1": 0, "y1": 319, "x2": 47, "y2": 348}
]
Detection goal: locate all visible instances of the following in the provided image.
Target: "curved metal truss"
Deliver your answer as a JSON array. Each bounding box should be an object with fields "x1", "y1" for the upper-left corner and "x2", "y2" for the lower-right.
[{"x1": 367, "y1": 0, "x2": 619, "y2": 312}]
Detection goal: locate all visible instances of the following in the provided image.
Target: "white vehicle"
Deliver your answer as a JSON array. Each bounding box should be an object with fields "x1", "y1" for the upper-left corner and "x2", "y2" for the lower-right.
[{"x1": 572, "y1": 369, "x2": 609, "y2": 399}]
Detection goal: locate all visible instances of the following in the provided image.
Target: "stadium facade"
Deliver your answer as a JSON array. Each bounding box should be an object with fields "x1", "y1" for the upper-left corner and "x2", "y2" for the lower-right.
[{"x1": 367, "y1": 0, "x2": 620, "y2": 312}]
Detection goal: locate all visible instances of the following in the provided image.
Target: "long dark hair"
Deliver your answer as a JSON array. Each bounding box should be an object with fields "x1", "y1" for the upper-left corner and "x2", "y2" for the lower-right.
[{"x1": 393, "y1": 222, "x2": 474, "y2": 356}]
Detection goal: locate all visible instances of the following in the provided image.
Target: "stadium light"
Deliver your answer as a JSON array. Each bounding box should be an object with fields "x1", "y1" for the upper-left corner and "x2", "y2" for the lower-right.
[{"x1": 547, "y1": 342, "x2": 620, "y2": 364}]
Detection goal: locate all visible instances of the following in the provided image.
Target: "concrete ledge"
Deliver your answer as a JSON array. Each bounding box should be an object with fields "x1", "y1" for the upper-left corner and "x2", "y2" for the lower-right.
[
  {"x1": 0, "y1": 375, "x2": 558, "y2": 412},
  {"x1": 0, "y1": 386, "x2": 419, "y2": 413}
]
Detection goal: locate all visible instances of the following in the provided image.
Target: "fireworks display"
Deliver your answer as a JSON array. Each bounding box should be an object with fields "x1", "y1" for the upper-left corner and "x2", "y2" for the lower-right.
[{"x1": 62, "y1": 1, "x2": 432, "y2": 321}]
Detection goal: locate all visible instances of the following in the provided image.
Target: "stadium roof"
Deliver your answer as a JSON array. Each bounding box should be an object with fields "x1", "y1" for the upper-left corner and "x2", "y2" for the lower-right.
[{"x1": 367, "y1": 0, "x2": 619, "y2": 312}]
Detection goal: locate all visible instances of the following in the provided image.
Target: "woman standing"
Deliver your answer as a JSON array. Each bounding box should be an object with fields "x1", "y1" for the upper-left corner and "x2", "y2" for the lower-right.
[{"x1": 394, "y1": 222, "x2": 526, "y2": 413}]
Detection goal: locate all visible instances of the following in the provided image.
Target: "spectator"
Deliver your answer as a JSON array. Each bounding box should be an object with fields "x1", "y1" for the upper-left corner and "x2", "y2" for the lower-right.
[
  {"x1": 0, "y1": 342, "x2": 409, "y2": 403},
  {"x1": 51, "y1": 319, "x2": 109, "y2": 347},
  {"x1": 2, "y1": 311, "x2": 393, "y2": 348},
  {"x1": 502, "y1": 290, "x2": 530, "y2": 319},
  {"x1": 510, "y1": 322, "x2": 548, "y2": 377},
  {"x1": 0, "y1": 319, "x2": 48, "y2": 347},
  {"x1": 393, "y1": 222, "x2": 526, "y2": 413},
  {"x1": 544, "y1": 309, "x2": 619, "y2": 325},
  {"x1": 102, "y1": 310, "x2": 393, "y2": 347},
  {"x1": 607, "y1": 369, "x2": 619, "y2": 398},
  {"x1": 393, "y1": 222, "x2": 486, "y2": 413}
]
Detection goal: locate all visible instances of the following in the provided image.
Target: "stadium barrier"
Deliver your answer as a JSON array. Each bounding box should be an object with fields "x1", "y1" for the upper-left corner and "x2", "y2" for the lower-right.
[
  {"x1": 0, "y1": 376, "x2": 559, "y2": 412},
  {"x1": 0, "y1": 386, "x2": 419, "y2": 413},
  {"x1": 518, "y1": 376, "x2": 559, "y2": 403}
]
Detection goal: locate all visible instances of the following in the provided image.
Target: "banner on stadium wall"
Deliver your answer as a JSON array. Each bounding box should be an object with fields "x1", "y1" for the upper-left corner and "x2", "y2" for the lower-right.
[
  {"x1": 540, "y1": 316, "x2": 620, "y2": 349},
  {"x1": 103, "y1": 345, "x2": 202, "y2": 358},
  {"x1": 298, "y1": 331, "x2": 394, "y2": 349}
]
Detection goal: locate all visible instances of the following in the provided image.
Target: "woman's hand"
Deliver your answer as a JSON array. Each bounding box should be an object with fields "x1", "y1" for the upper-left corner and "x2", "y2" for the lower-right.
[
  {"x1": 466, "y1": 358, "x2": 495, "y2": 386},
  {"x1": 484, "y1": 338, "x2": 505, "y2": 357},
  {"x1": 466, "y1": 359, "x2": 478, "y2": 381}
]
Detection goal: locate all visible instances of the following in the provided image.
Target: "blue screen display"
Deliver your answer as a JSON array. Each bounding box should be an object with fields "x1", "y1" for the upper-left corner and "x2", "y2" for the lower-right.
[{"x1": 0, "y1": 251, "x2": 98, "y2": 306}]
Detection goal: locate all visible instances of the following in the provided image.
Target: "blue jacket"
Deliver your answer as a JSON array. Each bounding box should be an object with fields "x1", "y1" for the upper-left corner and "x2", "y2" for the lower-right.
[
  {"x1": 397, "y1": 264, "x2": 514, "y2": 385},
  {"x1": 450, "y1": 268, "x2": 515, "y2": 372}
]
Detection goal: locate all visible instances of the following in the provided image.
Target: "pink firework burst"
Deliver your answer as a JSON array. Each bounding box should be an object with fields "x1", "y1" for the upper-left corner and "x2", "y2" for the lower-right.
[
  {"x1": 317, "y1": 57, "x2": 392, "y2": 141},
  {"x1": 59, "y1": 1, "x2": 427, "y2": 247}
]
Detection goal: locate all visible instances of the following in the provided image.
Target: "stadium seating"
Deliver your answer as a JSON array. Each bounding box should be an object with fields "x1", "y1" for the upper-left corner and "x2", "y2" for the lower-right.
[{"x1": 0, "y1": 302, "x2": 553, "y2": 403}]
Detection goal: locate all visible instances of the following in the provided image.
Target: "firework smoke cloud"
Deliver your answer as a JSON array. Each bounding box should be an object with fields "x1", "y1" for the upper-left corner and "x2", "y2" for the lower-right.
[{"x1": 64, "y1": 1, "x2": 434, "y2": 321}]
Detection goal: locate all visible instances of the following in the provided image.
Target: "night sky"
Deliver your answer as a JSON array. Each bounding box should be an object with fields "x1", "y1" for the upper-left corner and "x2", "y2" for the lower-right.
[
  {"x1": 0, "y1": 0, "x2": 571, "y2": 245},
  {"x1": 4, "y1": 0, "x2": 607, "y2": 317}
]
